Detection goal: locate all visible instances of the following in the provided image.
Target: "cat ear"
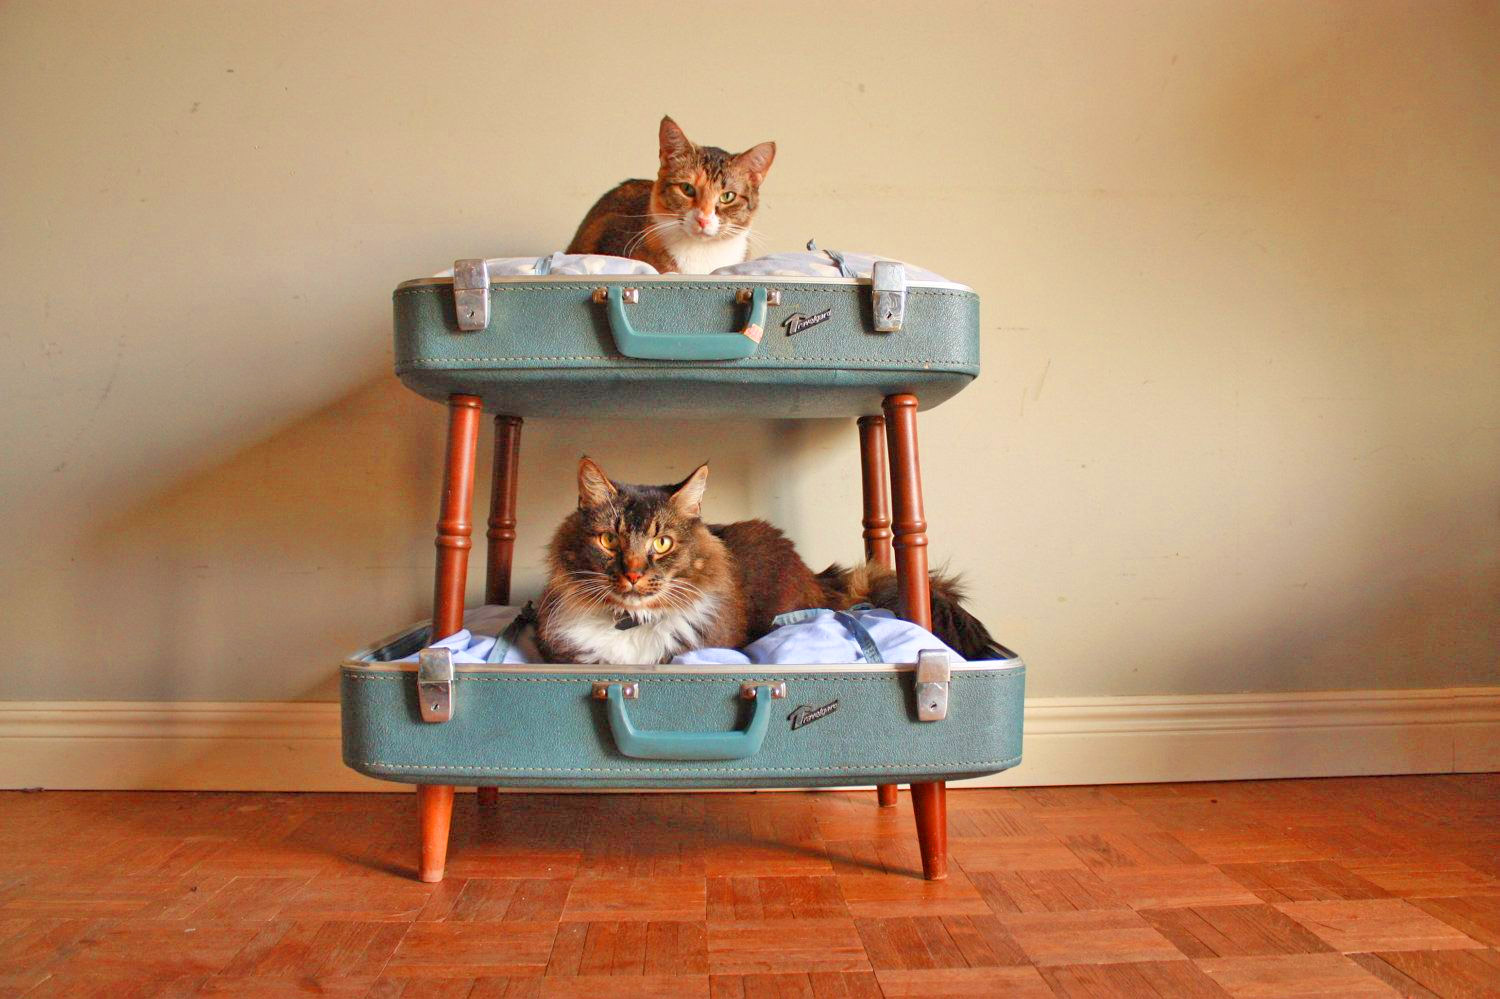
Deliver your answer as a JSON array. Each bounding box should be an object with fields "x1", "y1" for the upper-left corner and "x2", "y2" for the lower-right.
[
  {"x1": 577, "y1": 456, "x2": 618, "y2": 509},
  {"x1": 669, "y1": 462, "x2": 710, "y2": 517},
  {"x1": 733, "y1": 141, "x2": 776, "y2": 186},
  {"x1": 659, "y1": 116, "x2": 692, "y2": 166}
]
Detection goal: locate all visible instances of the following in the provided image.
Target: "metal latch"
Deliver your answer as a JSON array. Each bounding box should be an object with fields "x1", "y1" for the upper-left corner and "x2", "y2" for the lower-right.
[
  {"x1": 417, "y1": 646, "x2": 455, "y2": 723},
  {"x1": 914, "y1": 649, "x2": 950, "y2": 722},
  {"x1": 453, "y1": 258, "x2": 490, "y2": 331},
  {"x1": 871, "y1": 260, "x2": 906, "y2": 332}
]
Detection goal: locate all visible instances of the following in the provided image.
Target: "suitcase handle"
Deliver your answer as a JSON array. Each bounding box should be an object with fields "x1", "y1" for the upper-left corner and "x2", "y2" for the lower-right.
[
  {"x1": 602, "y1": 285, "x2": 767, "y2": 361},
  {"x1": 599, "y1": 682, "x2": 776, "y2": 760}
]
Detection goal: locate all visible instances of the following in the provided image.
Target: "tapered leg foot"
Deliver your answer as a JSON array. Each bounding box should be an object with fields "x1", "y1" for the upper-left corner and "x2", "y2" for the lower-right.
[
  {"x1": 911, "y1": 780, "x2": 948, "y2": 880},
  {"x1": 476, "y1": 786, "x2": 499, "y2": 808},
  {"x1": 418, "y1": 784, "x2": 455, "y2": 883},
  {"x1": 877, "y1": 783, "x2": 899, "y2": 807}
]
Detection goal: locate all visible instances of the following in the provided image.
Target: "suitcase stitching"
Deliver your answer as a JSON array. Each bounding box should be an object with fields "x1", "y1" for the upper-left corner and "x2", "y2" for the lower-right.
[
  {"x1": 393, "y1": 286, "x2": 978, "y2": 299},
  {"x1": 394, "y1": 357, "x2": 976, "y2": 365},
  {"x1": 358, "y1": 757, "x2": 1021, "y2": 773},
  {"x1": 343, "y1": 673, "x2": 1012, "y2": 683}
]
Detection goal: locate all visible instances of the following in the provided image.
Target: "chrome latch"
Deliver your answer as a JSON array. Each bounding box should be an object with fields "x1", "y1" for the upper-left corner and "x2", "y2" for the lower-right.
[
  {"x1": 593, "y1": 286, "x2": 639, "y2": 305},
  {"x1": 914, "y1": 649, "x2": 950, "y2": 722},
  {"x1": 417, "y1": 646, "x2": 455, "y2": 723},
  {"x1": 453, "y1": 258, "x2": 490, "y2": 331},
  {"x1": 871, "y1": 260, "x2": 906, "y2": 333},
  {"x1": 736, "y1": 287, "x2": 782, "y2": 306},
  {"x1": 741, "y1": 681, "x2": 788, "y2": 700}
]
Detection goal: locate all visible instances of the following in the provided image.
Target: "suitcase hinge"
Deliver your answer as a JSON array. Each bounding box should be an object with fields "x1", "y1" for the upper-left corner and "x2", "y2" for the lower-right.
[
  {"x1": 871, "y1": 260, "x2": 906, "y2": 333},
  {"x1": 914, "y1": 649, "x2": 950, "y2": 722},
  {"x1": 452, "y1": 258, "x2": 491, "y2": 332},
  {"x1": 417, "y1": 646, "x2": 455, "y2": 723}
]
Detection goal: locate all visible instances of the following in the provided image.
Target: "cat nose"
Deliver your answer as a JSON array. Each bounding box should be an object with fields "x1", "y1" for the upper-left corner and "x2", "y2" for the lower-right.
[
  {"x1": 622, "y1": 570, "x2": 643, "y2": 584},
  {"x1": 695, "y1": 213, "x2": 712, "y2": 229}
]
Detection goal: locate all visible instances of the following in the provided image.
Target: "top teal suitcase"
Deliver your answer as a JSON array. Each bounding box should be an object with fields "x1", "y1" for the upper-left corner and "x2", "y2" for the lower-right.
[{"x1": 393, "y1": 259, "x2": 980, "y2": 418}]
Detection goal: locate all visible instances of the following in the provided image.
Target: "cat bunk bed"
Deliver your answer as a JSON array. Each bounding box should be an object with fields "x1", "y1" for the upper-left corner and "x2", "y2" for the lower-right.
[{"x1": 340, "y1": 251, "x2": 1027, "y2": 882}]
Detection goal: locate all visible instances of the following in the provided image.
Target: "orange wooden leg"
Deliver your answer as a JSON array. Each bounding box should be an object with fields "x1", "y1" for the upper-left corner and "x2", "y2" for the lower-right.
[
  {"x1": 477, "y1": 413, "x2": 521, "y2": 816},
  {"x1": 857, "y1": 415, "x2": 894, "y2": 568},
  {"x1": 859, "y1": 415, "x2": 900, "y2": 809},
  {"x1": 433, "y1": 395, "x2": 482, "y2": 639},
  {"x1": 883, "y1": 393, "x2": 947, "y2": 880},
  {"x1": 418, "y1": 784, "x2": 455, "y2": 883},
  {"x1": 419, "y1": 394, "x2": 481, "y2": 882},
  {"x1": 485, "y1": 414, "x2": 523, "y2": 606},
  {"x1": 909, "y1": 781, "x2": 948, "y2": 881}
]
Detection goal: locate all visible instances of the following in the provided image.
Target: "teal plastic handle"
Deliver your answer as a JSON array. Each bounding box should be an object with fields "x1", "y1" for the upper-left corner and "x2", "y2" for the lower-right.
[
  {"x1": 603, "y1": 683, "x2": 774, "y2": 761},
  {"x1": 606, "y1": 285, "x2": 766, "y2": 361}
]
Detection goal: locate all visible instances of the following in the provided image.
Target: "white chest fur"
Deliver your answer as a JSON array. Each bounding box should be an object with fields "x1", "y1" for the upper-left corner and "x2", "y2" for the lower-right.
[
  {"x1": 661, "y1": 230, "x2": 749, "y2": 275},
  {"x1": 549, "y1": 595, "x2": 721, "y2": 665}
]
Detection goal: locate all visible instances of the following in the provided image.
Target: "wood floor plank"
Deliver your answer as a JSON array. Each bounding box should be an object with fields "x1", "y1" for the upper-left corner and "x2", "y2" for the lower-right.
[
  {"x1": 1098, "y1": 866, "x2": 1262, "y2": 909},
  {"x1": 385, "y1": 921, "x2": 558, "y2": 977},
  {"x1": 967, "y1": 868, "x2": 1128, "y2": 915},
  {"x1": 1040, "y1": 959, "x2": 1232, "y2": 997},
  {"x1": 1345, "y1": 861, "x2": 1500, "y2": 899},
  {"x1": 1409, "y1": 895, "x2": 1500, "y2": 947},
  {"x1": 834, "y1": 868, "x2": 991, "y2": 918},
  {"x1": 1278, "y1": 898, "x2": 1486, "y2": 952},
  {"x1": 1139, "y1": 904, "x2": 1333, "y2": 958},
  {"x1": 562, "y1": 876, "x2": 706, "y2": 922},
  {"x1": 1349, "y1": 948, "x2": 1500, "y2": 998},
  {"x1": 1, "y1": 778, "x2": 1496, "y2": 996},
  {"x1": 1195, "y1": 953, "x2": 1404, "y2": 996},
  {"x1": 876, "y1": 965, "x2": 1055, "y2": 997},
  {"x1": 705, "y1": 919, "x2": 869, "y2": 974},
  {"x1": 992, "y1": 909, "x2": 1183, "y2": 967},
  {"x1": 1217, "y1": 861, "x2": 1391, "y2": 903}
]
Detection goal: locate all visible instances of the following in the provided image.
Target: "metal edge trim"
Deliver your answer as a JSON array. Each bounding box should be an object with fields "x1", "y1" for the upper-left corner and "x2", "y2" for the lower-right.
[
  {"x1": 341, "y1": 659, "x2": 1025, "y2": 676},
  {"x1": 394, "y1": 274, "x2": 975, "y2": 293}
]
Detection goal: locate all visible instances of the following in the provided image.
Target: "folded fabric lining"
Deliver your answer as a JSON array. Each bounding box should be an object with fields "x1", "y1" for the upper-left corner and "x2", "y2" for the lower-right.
[
  {"x1": 433, "y1": 250, "x2": 952, "y2": 284},
  {"x1": 394, "y1": 605, "x2": 962, "y2": 666}
]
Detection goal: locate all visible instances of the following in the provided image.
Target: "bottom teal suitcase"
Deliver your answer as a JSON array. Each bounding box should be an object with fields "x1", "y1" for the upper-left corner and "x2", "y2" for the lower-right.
[{"x1": 341, "y1": 615, "x2": 1026, "y2": 789}]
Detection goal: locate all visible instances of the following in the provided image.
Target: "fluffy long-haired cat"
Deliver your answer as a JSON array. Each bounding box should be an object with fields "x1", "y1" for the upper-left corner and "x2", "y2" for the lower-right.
[
  {"x1": 535, "y1": 457, "x2": 1003, "y2": 665},
  {"x1": 565, "y1": 116, "x2": 774, "y2": 274}
]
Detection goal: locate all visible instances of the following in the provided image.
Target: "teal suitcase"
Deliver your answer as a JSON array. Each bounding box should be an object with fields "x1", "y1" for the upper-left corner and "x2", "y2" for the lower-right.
[
  {"x1": 341, "y1": 616, "x2": 1026, "y2": 789},
  {"x1": 393, "y1": 259, "x2": 980, "y2": 418},
  {"x1": 351, "y1": 257, "x2": 1019, "y2": 882}
]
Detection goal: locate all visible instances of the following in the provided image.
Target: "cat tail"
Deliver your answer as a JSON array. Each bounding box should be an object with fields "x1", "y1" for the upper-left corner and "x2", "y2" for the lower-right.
[{"x1": 815, "y1": 561, "x2": 1011, "y2": 662}]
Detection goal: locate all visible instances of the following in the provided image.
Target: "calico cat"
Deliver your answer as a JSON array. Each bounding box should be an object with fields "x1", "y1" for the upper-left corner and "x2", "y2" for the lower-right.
[
  {"x1": 534, "y1": 457, "x2": 1002, "y2": 665},
  {"x1": 566, "y1": 116, "x2": 774, "y2": 274}
]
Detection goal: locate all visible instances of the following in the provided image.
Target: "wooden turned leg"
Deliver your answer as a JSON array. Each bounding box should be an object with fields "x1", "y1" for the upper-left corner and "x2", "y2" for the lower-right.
[
  {"x1": 418, "y1": 784, "x2": 455, "y2": 883},
  {"x1": 883, "y1": 393, "x2": 947, "y2": 880},
  {"x1": 420, "y1": 394, "x2": 482, "y2": 883},
  {"x1": 909, "y1": 781, "x2": 948, "y2": 880},
  {"x1": 433, "y1": 395, "x2": 482, "y2": 638},
  {"x1": 858, "y1": 416, "x2": 899, "y2": 808},
  {"x1": 857, "y1": 415, "x2": 894, "y2": 568},
  {"x1": 485, "y1": 415, "x2": 523, "y2": 606},
  {"x1": 477, "y1": 414, "x2": 521, "y2": 817}
]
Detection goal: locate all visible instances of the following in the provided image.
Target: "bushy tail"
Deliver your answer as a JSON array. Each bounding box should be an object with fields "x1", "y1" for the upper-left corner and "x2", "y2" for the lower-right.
[{"x1": 816, "y1": 561, "x2": 1011, "y2": 661}]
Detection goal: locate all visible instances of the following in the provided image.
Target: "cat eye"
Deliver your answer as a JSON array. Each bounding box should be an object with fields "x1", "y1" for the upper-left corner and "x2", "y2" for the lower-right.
[
  {"x1": 679, "y1": 183, "x2": 697, "y2": 198},
  {"x1": 597, "y1": 532, "x2": 619, "y2": 551},
  {"x1": 652, "y1": 536, "x2": 674, "y2": 554},
  {"x1": 719, "y1": 191, "x2": 736, "y2": 204}
]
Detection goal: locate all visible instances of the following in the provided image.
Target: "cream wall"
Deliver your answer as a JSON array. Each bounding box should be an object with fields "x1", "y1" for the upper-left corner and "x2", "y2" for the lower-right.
[{"x1": 1, "y1": 0, "x2": 1495, "y2": 707}]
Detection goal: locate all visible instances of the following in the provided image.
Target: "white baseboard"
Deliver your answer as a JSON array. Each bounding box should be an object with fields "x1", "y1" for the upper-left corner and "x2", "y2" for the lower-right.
[{"x1": 1, "y1": 687, "x2": 1495, "y2": 792}]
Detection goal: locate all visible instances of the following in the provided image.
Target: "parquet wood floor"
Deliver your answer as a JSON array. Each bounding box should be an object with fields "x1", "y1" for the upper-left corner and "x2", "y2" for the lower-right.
[{"x1": 1, "y1": 775, "x2": 1496, "y2": 997}]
